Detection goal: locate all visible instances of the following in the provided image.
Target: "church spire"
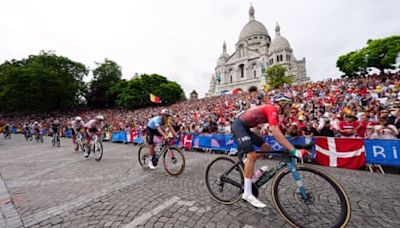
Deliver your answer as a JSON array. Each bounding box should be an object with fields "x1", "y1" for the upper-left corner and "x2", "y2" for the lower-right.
[
  {"x1": 222, "y1": 40, "x2": 227, "y2": 53},
  {"x1": 275, "y1": 22, "x2": 281, "y2": 36},
  {"x1": 249, "y1": 4, "x2": 255, "y2": 21}
]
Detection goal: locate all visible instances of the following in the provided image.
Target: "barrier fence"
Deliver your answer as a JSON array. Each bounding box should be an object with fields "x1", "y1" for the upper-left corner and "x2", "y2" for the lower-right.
[{"x1": 111, "y1": 131, "x2": 400, "y2": 169}]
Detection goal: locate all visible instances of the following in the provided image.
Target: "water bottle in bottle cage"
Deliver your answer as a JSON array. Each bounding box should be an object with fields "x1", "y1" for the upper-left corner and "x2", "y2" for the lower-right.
[{"x1": 252, "y1": 166, "x2": 269, "y2": 183}]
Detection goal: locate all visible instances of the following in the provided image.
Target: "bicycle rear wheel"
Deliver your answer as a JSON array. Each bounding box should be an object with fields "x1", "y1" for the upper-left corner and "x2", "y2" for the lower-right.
[
  {"x1": 204, "y1": 156, "x2": 243, "y2": 204},
  {"x1": 93, "y1": 141, "x2": 103, "y2": 161},
  {"x1": 163, "y1": 147, "x2": 185, "y2": 176},
  {"x1": 271, "y1": 165, "x2": 351, "y2": 228},
  {"x1": 138, "y1": 146, "x2": 149, "y2": 168}
]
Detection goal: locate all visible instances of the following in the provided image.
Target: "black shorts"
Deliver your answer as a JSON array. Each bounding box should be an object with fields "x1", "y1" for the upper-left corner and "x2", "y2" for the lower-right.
[
  {"x1": 88, "y1": 127, "x2": 98, "y2": 134},
  {"x1": 146, "y1": 127, "x2": 161, "y2": 145},
  {"x1": 231, "y1": 118, "x2": 265, "y2": 154},
  {"x1": 72, "y1": 127, "x2": 81, "y2": 136}
]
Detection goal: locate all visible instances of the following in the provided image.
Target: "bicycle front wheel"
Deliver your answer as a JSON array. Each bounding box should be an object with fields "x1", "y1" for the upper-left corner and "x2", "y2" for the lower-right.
[
  {"x1": 163, "y1": 147, "x2": 185, "y2": 176},
  {"x1": 93, "y1": 141, "x2": 103, "y2": 161},
  {"x1": 204, "y1": 156, "x2": 243, "y2": 205},
  {"x1": 271, "y1": 165, "x2": 351, "y2": 228},
  {"x1": 138, "y1": 146, "x2": 149, "y2": 168}
]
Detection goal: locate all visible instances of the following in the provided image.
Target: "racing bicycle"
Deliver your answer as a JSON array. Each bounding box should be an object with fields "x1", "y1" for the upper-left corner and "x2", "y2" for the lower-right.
[
  {"x1": 86, "y1": 132, "x2": 103, "y2": 161},
  {"x1": 75, "y1": 131, "x2": 86, "y2": 152},
  {"x1": 34, "y1": 130, "x2": 44, "y2": 143},
  {"x1": 52, "y1": 132, "x2": 60, "y2": 147},
  {"x1": 3, "y1": 129, "x2": 11, "y2": 140},
  {"x1": 204, "y1": 144, "x2": 351, "y2": 228},
  {"x1": 138, "y1": 138, "x2": 185, "y2": 176}
]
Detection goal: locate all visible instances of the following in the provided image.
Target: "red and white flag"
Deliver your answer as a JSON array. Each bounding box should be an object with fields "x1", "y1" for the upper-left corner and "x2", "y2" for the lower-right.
[{"x1": 315, "y1": 137, "x2": 365, "y2": 169}]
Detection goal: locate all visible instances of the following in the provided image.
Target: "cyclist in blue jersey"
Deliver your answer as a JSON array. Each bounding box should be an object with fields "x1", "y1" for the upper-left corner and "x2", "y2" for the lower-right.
[{"x1": 146, "y1": 109, "x2": 177, "y2": 169}]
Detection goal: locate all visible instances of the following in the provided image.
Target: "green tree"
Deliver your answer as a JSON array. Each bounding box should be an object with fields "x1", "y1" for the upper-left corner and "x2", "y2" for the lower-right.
[
  {"x1": 337, "y1": 35, "x2": 400, "y2": 76},
  {"x1": 113, "y1": 74, "x2": 185, "y2": 109},
  {"x1": 365, "y1": 35, "x2": 400, "y2": 73},
  {"x1": 0, "y1": 51, "x2": 87, "y2": 113},
  {"x1": 87, "y1": 59, "x2": 122, "y2": 108},
  {"x1": 266, "y1": 64, "x2": 294, "y2": 89},
  {"x1": 336, "y1": 50, "x2": 368, "y2": 77}
]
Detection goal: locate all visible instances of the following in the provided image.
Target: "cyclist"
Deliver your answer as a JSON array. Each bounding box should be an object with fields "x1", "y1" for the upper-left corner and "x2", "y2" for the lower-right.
[
  {"x1": 51, "y1": 120, "x2": 61, "y2": 142},
  {"x1": 71, "y1": 116, "x2": 85, "y2": 151},
  {"x1": 146, "y1": 109, "x2": 177, "y2": 169},
  {"x1": 231, "y1": 93, "x2": 306, "y2": 208},
  {"x1": 3, "y1": 122, "x2": 11, "y2": 138},
  {"x1": 33, "y1": 121, "x2": 42, "y2": 139},
  {"x1": 23, "y1": 122, "x2": 31, "y2": 139},
  {"x1": 84, "y1": 115, "x2": 104, "y2": 157}
]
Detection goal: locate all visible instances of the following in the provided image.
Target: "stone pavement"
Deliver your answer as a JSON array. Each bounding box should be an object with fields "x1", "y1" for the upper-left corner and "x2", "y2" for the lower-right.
[{"x1": 0, "y1": 135, "x2": 399, "y2": 228}]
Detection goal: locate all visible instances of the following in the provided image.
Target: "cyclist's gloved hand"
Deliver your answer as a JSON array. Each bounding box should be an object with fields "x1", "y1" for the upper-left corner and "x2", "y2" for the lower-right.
[{"x1": 289, "y1": 149, "x2": 307, "y2": 158}]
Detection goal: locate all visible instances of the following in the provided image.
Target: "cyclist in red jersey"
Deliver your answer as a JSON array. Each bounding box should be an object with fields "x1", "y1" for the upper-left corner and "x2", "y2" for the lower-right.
[{"x1": 231, "y1": 93, "x2": 306, "y2": 208}]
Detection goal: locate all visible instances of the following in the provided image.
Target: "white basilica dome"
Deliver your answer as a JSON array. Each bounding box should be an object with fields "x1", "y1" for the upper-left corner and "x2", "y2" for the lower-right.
[
  {"x1": 269, "y1": 23, "x2": 292, "y2": 53},
  {"x1": 238, "y1": 5, "x2": 269, "y2": 41}
]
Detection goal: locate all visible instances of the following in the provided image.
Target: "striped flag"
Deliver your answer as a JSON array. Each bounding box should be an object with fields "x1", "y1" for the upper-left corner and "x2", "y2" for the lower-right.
[{"x1": 150, "y1": 93, "x2": 161, "y2": 103}]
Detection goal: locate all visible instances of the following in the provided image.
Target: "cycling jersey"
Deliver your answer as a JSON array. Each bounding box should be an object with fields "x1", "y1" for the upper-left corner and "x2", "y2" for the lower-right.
[
  {"x1": 71, "y1": 120, "x2": 85, "y2": 129},
  {"x1": 147, "y1": 116, "x2": 164, "y2": 129},
  {"x1": 232, "y1": 104, "x2": 280, "y2": 154},
  {"x1": 238, "y1": 104, "x2": 279, "y2": 128},
  {"x1": 85, "y1": 119, "x2": 103, "y2": 130}
]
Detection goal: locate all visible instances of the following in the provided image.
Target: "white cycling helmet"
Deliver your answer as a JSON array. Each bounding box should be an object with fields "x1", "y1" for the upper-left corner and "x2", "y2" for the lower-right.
[
  {"x1": 272, "y1": 93, "x2": 293, "y2": 105},
  {"x1": 96, "y1": 115, "x2": 104, "y2": 121},
  {"x1": 34, "y1": 121, "x2": 38, "y2": 125},
  {"x1": 75, "y1": 116, "x2": 82, "y2": 121},
  {"x1": 160, "y1": 109, "x2": 170, "y2": 116}
]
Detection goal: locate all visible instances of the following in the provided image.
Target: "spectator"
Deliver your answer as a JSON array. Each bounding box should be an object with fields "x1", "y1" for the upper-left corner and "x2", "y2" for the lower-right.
[
  {"x1": 338, "y1": 115, "x2": 358, "y2": 138},
  {"x1": 302, "y1": 122, "x2": 317, "y2": 137},
  {"x1": 372, "y1": 114, "x2": 398, "y2": 139},
  {"x1": 316, "y1": 119, "x2": 335, "y2": 137}
]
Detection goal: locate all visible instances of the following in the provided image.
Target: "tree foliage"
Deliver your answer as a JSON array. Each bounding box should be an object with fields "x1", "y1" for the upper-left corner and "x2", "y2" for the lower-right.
[
  {"x1": 337, "y1": 35, "x2": 400, "y2": 77},
  {"x1": 0, "y1": 51, "x2": 88, "y2": 113},
  {"x1": 266, "y1": 64, "x2": 294, "y2": 89},
  {"x1": 113, "y1": 74, "x2": 185, "y2": 109},
  {"x1": 87, "y1": 59, "x2": 122, "y2": 108}
]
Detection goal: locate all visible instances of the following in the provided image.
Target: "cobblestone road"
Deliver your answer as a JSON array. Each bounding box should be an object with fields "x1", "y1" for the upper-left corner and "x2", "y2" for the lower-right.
[{"x1": 0, "y1": 135, "x2": 399, "y2": 228}]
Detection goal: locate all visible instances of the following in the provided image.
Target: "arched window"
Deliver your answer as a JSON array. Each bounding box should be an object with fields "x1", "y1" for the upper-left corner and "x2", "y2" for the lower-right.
[
  {"x1": 253, "y1": 70, "x2": 257, "y2": 79},
  {"x1": 230, "y1": 75, "x2": 233, "y2": 83},
  {"x1": 239, "y1": 64, "x2": 245, "y2": 78},
  {"x1": 276, "y1": 55, "x2": 279, "y2": 62}
]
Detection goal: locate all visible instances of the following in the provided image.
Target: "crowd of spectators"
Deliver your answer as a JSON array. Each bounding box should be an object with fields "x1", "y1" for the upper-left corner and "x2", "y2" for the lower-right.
[{"x1": 1, "y1": 73, "x2": 400, "y2": 140}]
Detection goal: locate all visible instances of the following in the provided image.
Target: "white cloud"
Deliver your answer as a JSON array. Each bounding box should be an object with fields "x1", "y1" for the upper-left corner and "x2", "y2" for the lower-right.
[{"x1": 1, "y1": 0, "x2": 399, "y2": 98}]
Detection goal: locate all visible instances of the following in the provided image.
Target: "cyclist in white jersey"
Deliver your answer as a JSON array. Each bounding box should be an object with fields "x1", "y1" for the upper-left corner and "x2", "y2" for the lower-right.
[
  {"x1": 84, "y1": 115, "x2": 104, "y2": 157},
  {"x1": 71, "y1": 116, "x2": 85, "y2": 151}
]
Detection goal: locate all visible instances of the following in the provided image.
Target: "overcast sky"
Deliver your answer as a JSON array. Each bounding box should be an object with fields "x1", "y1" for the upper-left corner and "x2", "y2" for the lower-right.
[{"x1": 1, "y1": 0, "x2": 399, "y2": 97}]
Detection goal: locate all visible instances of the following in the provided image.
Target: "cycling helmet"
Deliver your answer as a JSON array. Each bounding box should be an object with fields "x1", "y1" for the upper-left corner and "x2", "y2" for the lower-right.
[
  {"x1": 75, "y1": 116, "x2": 82, "y2": 121},
  {"x1": 96, "y1": 115, "x2": 104, "y2": 121},
  {"x1": 160, "y1": 109, "x2": 170, "y2": 116},
  {"x1": 272, "y1": 93, "x2": 293, "y2": 105},
  {"x1": 34, "y1": 121, "x2": 38, "y2": 125}
]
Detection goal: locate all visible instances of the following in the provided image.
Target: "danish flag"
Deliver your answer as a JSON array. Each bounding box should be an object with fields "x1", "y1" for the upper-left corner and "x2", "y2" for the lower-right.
[{"x1": 315, "y1": 137, "x2": 366, "y2": 169}]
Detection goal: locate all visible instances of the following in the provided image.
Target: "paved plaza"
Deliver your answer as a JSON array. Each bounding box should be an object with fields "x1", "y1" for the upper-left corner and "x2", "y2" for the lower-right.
[{"x1": 0, "y1": 135, "x2": 399, "y2": 228}]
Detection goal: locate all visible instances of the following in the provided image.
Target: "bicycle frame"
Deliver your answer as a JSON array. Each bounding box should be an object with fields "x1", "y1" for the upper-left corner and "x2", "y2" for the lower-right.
[{"x1": 225, "y1": 154, "x2": 310, "y2": 201}]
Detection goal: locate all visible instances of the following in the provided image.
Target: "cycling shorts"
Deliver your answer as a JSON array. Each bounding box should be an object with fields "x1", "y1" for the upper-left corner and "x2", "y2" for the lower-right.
[
  {"x1": 146, "y1": 127, "x2": 161, "y2": 145},
  {"x1": 231, "y1": 118, "x2": 265, "y2": 155}
]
